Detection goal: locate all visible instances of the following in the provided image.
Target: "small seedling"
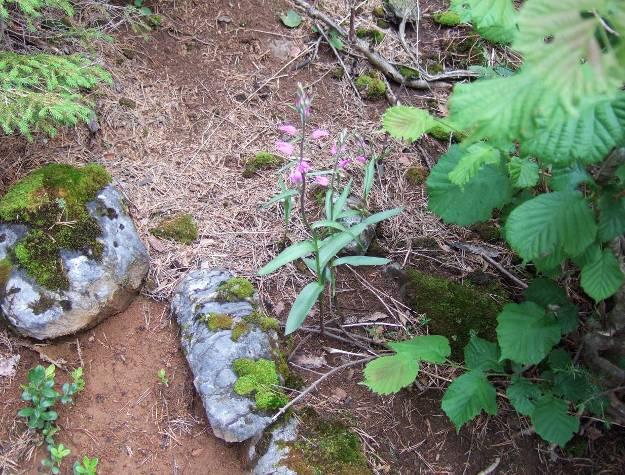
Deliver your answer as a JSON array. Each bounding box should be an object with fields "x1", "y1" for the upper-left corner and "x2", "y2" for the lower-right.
[
  {"x1": 42, "y1": 443, "x2": 70, "y2": 474},
  {"x1": 157, "y1": 368, "x2": 169, "y2": 387},
  {"x1": 73, "y1": 456, "x2": 99, "y2": 475},
  {"x1": 18, "y1": 365, "x2": 59, "y2": 430}
]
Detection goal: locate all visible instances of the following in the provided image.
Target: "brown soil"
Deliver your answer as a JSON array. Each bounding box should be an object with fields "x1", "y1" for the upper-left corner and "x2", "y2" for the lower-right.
[
  {"x1": 0, "y1": 298, "x2": 244, "y2": 474},
  {"x1": 2, "y1": 0, "x2": 625, "y2": 474}
]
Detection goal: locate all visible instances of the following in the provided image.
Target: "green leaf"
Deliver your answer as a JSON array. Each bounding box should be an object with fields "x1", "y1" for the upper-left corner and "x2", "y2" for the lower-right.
[
  {"x1": 508, "y1": 157, "x2": 539, "y2": 188},
  {"x1": 280, "y1": 10, "x2": 302, "y2": 28},
  {"x1": 332, "y1": 180, "x2": 352, "y2": 220},
  {"x1": 530, "y1": 394, "x2": 579, "y2": 446},
  {"x1": 464, "y1": 336, "x2": 503, "y2": 372},
  {"x1": 580, "y1": 248, "x2": 624, "y2": 302},
  {"x1": 598, "y1": 189, "x2": 625, "y2": 242},
  {"x1": 363, "y1": 354, "x2": 419, "y2": 395},
  {"x1": 311, "y1": 220, "x2": 349, "y2": 233},
  {"x1": 507, "y1": 376, "x2": 542, "y2": 416},
  {"x1": 442, "y1": 370, "x2": 497, "y2": 431},
  {"x1": 258, "y1": 241, "x2": 314, "y2": 276},
  {"x1": 382, "y1": 106, "x2": 436, "y2": 143},
  {"x1": 505, "y1": 191, "x2": 597, "y2": 262},
  {"x1": 448, "y1": 143, "x2": 501, "y2": 187},
  {"x1": 496, "y1": 302, "x2": 561, "y2": 365},
  {"x1": 451, "y1": 0, "x2": 517, "y2": 44},
  {"x1": 262, "y1": 189, "x2": 299, "y2": 207},
  {"x1": 524, "y1": 278, "x2": 579, "y2": 334},
  {"x1": 332, "y1": 256, "x2": 390, "y2": 267},
  {"x1": 285, "y1": 281, "x2": 324, "y2": 335},
  {"x1": 549, "y1": 162, "x2": 594, "y2": 192},
  {"x1": 388, "y1": 335, "x2": 451, "y2": 364},
  {"x1": 523, "y1": 95, "x2": 625, "y2": 165},
  {"x1": 427, "y1": 145, "x2": 512, "y2": 225}
]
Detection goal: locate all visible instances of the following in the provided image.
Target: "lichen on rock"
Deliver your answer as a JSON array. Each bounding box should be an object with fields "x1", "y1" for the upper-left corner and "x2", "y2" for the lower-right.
[{"x1": 150, "y1": 213, "x2": 197, "y2": 244}]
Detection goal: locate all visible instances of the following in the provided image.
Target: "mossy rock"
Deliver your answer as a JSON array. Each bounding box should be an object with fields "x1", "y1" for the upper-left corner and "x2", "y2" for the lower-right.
[
  {"x1": 355, "y1": 74, "x2": 386, "y2": 100},
  {"x1": 0, "y1": 163, "x2": 111, "y2": 290},
  {"x1": 432, "y1": 10, "x2": 462, "y2": 27},
  {"x1": 404, "y1": 269, "x2": 507, "y2": 360},
  {"x1": 150, "y1": 213, "x2": 197, "y2": 245},
  {"x1": 0, "y1": 258, "x2": 12, "y2": 297},
  {"x1": 243, "y1": 152, "x2": 283, "y2": 178},
  {"x1": 199, "y1": 312, "x2": 234, "y2": 331},
  {"x1": 282, "y1": 408, "x2": 372, "y2": 475},
  {"x1": 216, "y1": 276, "x2": 255, "y2": 302},
  {"x1": 355, "y1": 27, "x2": 385, "y2": 45},
  {"x1": 406, "y1": 165, "x2": 428, "y2": 185},
  {"x1": 232, "y1": 357, "x2": 288, "y2": 411}
]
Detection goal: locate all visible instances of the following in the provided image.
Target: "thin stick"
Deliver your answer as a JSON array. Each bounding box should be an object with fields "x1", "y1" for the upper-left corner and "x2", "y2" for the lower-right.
[{"x1": 271, "y1": 356, "x2": 374, "y2": 422}]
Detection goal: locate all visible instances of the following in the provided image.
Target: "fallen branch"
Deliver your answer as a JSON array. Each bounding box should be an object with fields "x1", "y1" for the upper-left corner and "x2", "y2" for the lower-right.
[
  {"x1": 272, "y1": 356, "x2": 374, "y2": 422},
  {"x1": 291, "y1": 0, "x2": 451, "y2": 90}
]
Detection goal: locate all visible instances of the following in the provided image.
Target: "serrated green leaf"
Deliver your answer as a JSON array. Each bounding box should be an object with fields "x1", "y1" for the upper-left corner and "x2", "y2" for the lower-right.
[
  {"x1": 580, "y1": 248, "x2": 624, "y2": 302},
  {"x1": 507, "y1": 376, "x2": 542, "y2": 416},
  {"x1": 280, "y1": 10, "x2": 302, "y2": 28},
  {"x1": 523, "y1": 95, "x2": 625, "y2": 165},
  {"x1": 448, "y1": 143, "x2": 501, "y2": 186},
  {"x1": 363, "y1": 354, "x2": 419, "y2": 395},
  {"x1": 508, "y1": 157, "x2": 539, "y2": 188},
  {"x1": 598, "y1": 189, "x2": 625, "y2": 242},
  {"x1": 442, "y1": 370, "x2": 497, "y2": 431},
  {"x1": 505, "y1": 191, "x2": 597, "y2": 262},
  {"x1": 530, "y1": 394, "x2": 579, "y2": 446},
  {"x1": 549, "y1": 162, "x2": 594, "y2": 192},
  {"x1": 427, "y1": 145, "x2": 513, "y2": 225},
  {"x1": 496, "y1": 302, "x2": 561, "y2": 365},
  {"x1": 388, "y1": 335, "x2": 451, "y2": 364},
  {"x1": 382, "y1": 106, "x2": 436, "y2": 142},
  {"x1": 451, "y1": 0, "x2": 517, "y2": 44},
  {"x1": 258, "y1": 241, "x2": 314, "y2": 276},
  {"x1": 464, "y1": 336, "x2": 504, "y2": 372},
  {"x1": 524, "y1": 278, "x2": 578, "y2": 335},
  {"x1": 285, "y1": 281, "x2": 324, "y2": 335}
]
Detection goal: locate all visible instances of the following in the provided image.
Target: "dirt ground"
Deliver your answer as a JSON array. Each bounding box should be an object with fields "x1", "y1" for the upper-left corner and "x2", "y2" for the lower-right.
[{"x1": 2, "y1": 0, "x2": 625, "y2": 474}]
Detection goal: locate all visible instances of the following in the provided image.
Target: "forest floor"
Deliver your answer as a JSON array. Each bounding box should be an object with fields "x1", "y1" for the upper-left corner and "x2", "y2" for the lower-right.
[{"x1": 1, "y1": 0, "x2": 624, "y2": 474}]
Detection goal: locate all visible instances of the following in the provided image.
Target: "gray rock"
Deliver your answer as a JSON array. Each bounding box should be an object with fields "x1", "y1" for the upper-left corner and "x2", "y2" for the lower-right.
[
  {"x1": 253, "y1": 418, "x2": 299, "y2": 475},
  {"x1": 384, "y1": 0, "x2": 419, "y2": 22},
  {"x1": 171, "y1": 268, "x2": 277, "y2": 443},
  {"x1": 0, "y1": 186, "x2": 149, "y2": 340},
  {"x1": 338, "y1": 196, "x2": 377, "y2": 255}
]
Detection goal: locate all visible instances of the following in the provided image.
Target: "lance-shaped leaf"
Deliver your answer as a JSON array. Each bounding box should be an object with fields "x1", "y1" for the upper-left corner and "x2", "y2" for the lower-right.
[
  {"x1": 258, "y1": 241, "x2": 314, "y2": 276},
  {"x1": 285, "y1": 281, "x2": 324, "y2": 335}
]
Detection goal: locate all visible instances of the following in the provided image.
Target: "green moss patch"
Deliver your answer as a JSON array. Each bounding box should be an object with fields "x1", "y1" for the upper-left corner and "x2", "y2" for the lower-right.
[
  {"x1": 355, "y1": 28, "x2": 385, "y2": 44},
  {"x1": 283, "y1": 408, "x2": 371, "y2": 475},
  {"x1": 150, "y1": 213, "x2": 197, "y2": 244},
  {"x1": 243, "y1": 152, "x2": 283, "y2": 178},
  {"x1": 232, "y1": 358, "x2": 288, "y2": 411},
  {"x1": 0, "y1": 163, "x2": 110, "y2": 290},
  {"x1": 231, "y1": 321, "x2": 252, "y2": 342},
  {"x1": 199, "y1": 312, "x2": 234, "y2": 331},
  {"x1": 406, "y1": 165, "x2": 428, "y2": 186},
  {"x1": 432, "y1": 10, "x2": 462, "y2": 27},
  {"x1": 217, "y1": 277, "x2": 255, "y2": 302},
  {"x1": 399, "y1": 66, "x2": 419, "y2": 80},
  {"x1": 246, "y1": 310, "x2": 280, "y2": 332},
  {"x1": 0, "y1": 258, "x2": 12, "y2": 296},
  {"x1": 355, "y1": 74, "x2": 386, "y2": 99},
  {"x1": 404, "y1": 269, "x2": 507, "y2": 360}
]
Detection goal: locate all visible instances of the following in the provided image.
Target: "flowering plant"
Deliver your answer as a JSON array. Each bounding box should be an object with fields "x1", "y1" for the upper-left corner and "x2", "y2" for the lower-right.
[{"x1": 259, "y1": 84, "x2": 401, "y2": 334}]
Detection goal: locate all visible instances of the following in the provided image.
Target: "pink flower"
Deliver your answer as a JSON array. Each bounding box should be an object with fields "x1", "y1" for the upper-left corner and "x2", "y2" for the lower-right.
[
  {"x1": 278, "y1": 124, "x2": 298, "y2": 136},
  {"x1": 275, "y1": 140, "x2": 294, "y2": 156},
  {"x1": 311, "y1": 129, "x2": 329, "y2": 140},
  {"x1": 338, "y1": 158, "x2": 352, "y2": 169},
  {"x1": 289, "y1": 160, "x2": 311, "y2": 184},
  {"x1": 289, "y1": 170, "x2": 304, "y2": 184},
  {"x1": 314, "y1": 176, "x2": 329, "y2": 187},
  {"x1": 355, "y1": 155, "x2": 367, "y2": 163},
  {"x1": 295, "y1": 161, "x2": 311, "y2": 174},
  {"x1": 330, "y1": 143, "x2": 338, "y2": 155}
]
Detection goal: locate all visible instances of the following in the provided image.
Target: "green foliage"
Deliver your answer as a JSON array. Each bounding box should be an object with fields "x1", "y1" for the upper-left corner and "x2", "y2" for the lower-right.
[
  {"x1": 216, "y1": 277, "x2": 255, "y2": 302},
  {"x1": 432, "y1": 10, "x2": 462, "y2": 27},
  {"x1": 280, "y1": 9, "x2": 302, "y2": 28},
  {"x1": 450, "y1": 0, "x2": 517, "y2": 44},
  {"x1": 157, "y1": 368, "x2": 169, "y2": 387},
  {"x1": 0, "y1": 163, "x2": 110, "y2": 290},
  {"x1": 43, "y1": 443, "x2": 71, "y2": 474},
  {"x1": 441, "y1": 370, "x2": 497, "y2": 431},
  {"x1": 150, "y1": 213, "x2": 198, "y2": 244},
  {"x1": 0, "y1": 0, "x2": 73, "y2": 21},
  {"x1": 73, "y1": 456, "x2": 98, "y2": 475},
  {"x1": 232, "y1": 358, "x2": 288, "y2": 411}
]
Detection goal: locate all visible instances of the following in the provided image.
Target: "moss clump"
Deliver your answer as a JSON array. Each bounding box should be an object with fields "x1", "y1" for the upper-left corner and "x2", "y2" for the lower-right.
[
  {"x1": 232, "y1": 358, "x2": 288, "y2": 411},
  {"x1": 0, "y1": 259, "x2": 12, "y2": 296},
  {"x1": 355, "y1": 28, "x2": 385, "y2": 44},
  {"x1": 150, "y1": 213, "x2": 197, "y2": 244},
  {"x1": 406, "y1": 165, "x2": 428, "y2": 185},
  {"x1": 432, "y1": 10, "x2": 462, "y2": 27},
  {"x1": 283, "y1": 408, "x2": 371, "y2": 475},
  {"x1": 217, "y1": 277, "x2": 255, "y2": 302},
  {"x1": 246, "y1": 310, "x2": 280, "y2": 332},
  {"x1": 404, "y1": 269, "x2": 506, "y2": 360},
  {"x1": 376, "y1": 18, "x2": 390, "y2": 29},
  {"x1": 231, "y1": 321, "x2": 252, "y2": 342},
  {"x1": 399, "y1": 66, "x2": 419, "y2": 80},
  {"x1": 355, "y1": 74, "x2": 386, "y2": 99},
  {"x1": 243, "y1": 152, "x2": 283, "y2": 178},
  {"x1": 372, "y1": 5, "x2": 385, "y2": 18},
  {"x1": 0, "y1": 164, "x2": 110, "y2": 290},
  {"x1": 199, "y1": 312, "x2": 234, "y2": 331},
  {"x1": 471, "y1": 221, "x2": 502, "y2": 242},
  {"x1": 428, "y1": 123, "x2": 465, "y2": 142}
]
